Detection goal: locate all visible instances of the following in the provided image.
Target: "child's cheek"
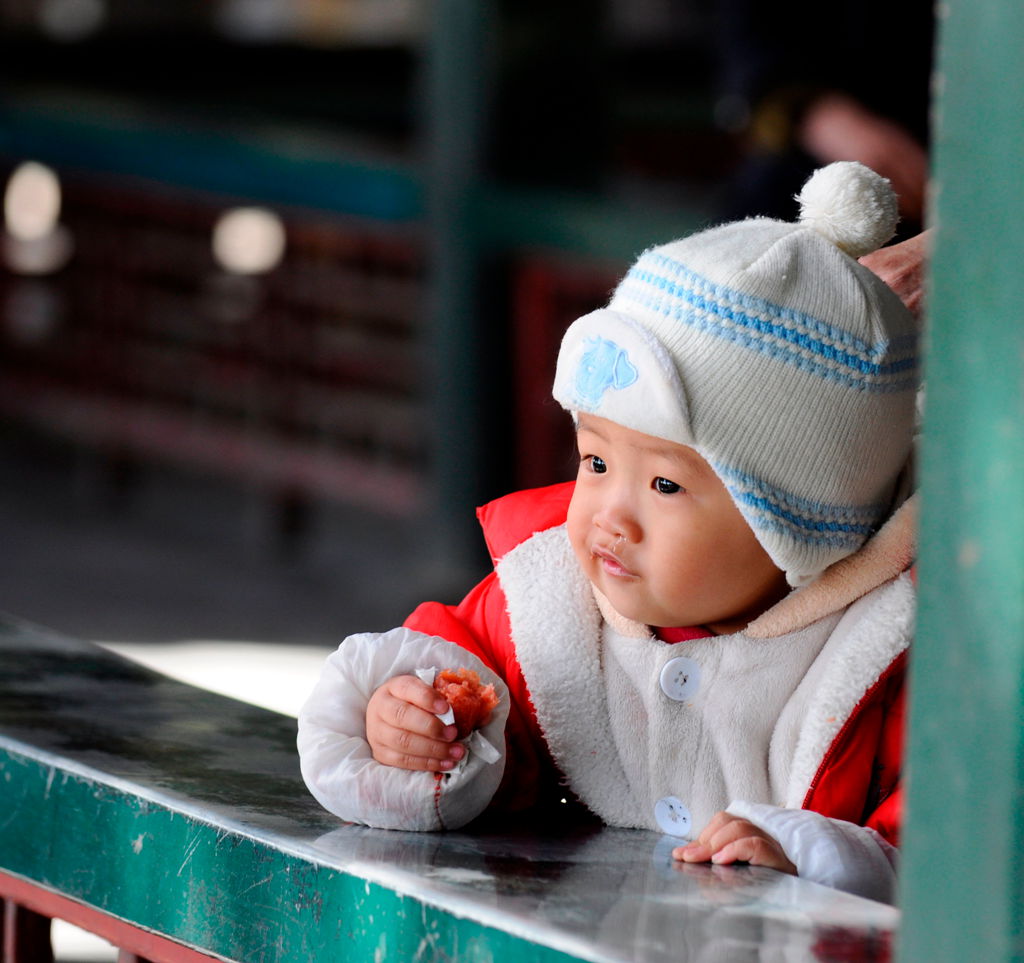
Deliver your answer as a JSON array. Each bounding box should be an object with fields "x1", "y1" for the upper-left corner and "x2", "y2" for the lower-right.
[{"x1": 565, "y1": 498, "x2": 588, "y2": 559}]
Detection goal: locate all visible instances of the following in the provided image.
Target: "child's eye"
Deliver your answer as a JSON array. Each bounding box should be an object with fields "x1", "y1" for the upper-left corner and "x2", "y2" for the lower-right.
[
  {"x1": 653, "y1": 477, "x2": 682, "y2": 494},
  {"x1": 587, "y1": 455, "x2": 607, "y2": 474}
]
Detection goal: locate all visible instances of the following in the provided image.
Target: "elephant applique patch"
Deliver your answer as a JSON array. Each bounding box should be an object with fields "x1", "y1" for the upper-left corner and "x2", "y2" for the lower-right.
[{"x1": 574, "y1": 337, "x2": 638, "y2": 408}]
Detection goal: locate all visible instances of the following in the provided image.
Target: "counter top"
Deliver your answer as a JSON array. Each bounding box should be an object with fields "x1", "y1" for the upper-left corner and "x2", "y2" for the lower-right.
[{"x1": 0, "y1": 615, "x2": 898, "y2": 961}]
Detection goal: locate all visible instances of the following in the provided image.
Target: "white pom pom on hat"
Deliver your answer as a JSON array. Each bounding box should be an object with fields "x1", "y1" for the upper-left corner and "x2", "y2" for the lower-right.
[{"x1": 796, "y1": 161, "x2": 900, "y2": 258}]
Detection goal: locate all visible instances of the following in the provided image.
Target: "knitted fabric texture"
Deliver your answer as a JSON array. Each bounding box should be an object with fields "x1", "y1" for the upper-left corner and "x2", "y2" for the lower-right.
[{"x1": 552, "y1": 162, "x2": 919, "y2": 585}]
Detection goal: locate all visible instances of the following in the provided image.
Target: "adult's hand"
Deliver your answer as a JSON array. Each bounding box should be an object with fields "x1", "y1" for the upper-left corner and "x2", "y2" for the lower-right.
[{"x1": 859, "y1": 229, "x2": 932, "y2": 319}]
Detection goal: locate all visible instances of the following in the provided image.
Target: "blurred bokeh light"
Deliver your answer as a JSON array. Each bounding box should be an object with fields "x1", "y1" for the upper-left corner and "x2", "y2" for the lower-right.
[
  {"x1": 3, "y1": 162, "x2": 73, "y2": 275},
  {"x1": 4, "y1": 161, "x2": 61, "y2": 242},
  {"x1": 38, "y1": 0, "x2": 107, "y2": 41},
  {"x1": 212, "y1": 206, "x2": 287, "y2": 275}
]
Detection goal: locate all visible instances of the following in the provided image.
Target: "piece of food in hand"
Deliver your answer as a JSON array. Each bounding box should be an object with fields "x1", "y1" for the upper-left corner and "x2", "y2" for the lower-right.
[{"x1": 433, "y1": 668, "x2": 499, "y2": 739}]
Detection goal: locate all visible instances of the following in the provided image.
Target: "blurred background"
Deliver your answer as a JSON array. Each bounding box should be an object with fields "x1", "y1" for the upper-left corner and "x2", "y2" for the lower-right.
[
  {"x1": 0, "y1": 0, "x2": 933, "y2": 715},
  {"x1": 0, "y1": 0, "x2": 725, "y2": 655},
  {"x1": 0, "y1": 1, "x2": 933, "y2": 957}
]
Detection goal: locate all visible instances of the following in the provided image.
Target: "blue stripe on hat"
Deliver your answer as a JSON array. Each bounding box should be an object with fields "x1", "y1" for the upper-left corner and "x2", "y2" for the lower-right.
[
  {"x1": 714, "y1": 461, "x2": 883, "y2": 548},
  {"x1": 619, "y1": 256, "x2": 918, "y2": 392},
  {"x1": 643, "y1": 252, "x2": 919, "y2": 359}
]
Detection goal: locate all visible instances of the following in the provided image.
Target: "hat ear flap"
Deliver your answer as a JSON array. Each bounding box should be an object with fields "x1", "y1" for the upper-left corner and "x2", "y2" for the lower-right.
[{"x1": 553, "y1": 309, "x2": 694, "y2": 448}]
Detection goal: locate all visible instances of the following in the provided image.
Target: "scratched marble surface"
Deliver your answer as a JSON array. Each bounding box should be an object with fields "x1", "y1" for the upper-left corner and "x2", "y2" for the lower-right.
[{"x1": 0, "y1": 615, "x2": 899, "y2": 962}]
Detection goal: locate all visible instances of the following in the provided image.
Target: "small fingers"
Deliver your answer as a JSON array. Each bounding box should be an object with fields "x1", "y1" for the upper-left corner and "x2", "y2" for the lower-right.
[
  {"x1": 673, "y1": 841, "x2": 712, "y2": 863},
  {"x1": 373, "y1": 733, "x2": 465, "y2": 772},
  {"x1": 367, "y1": 675, "x2": 464, "y2": 771},
  {"x1": 377, "y1": 680, "x2": 453, "y2": 743},
  {"x1": 372, "y1": 709, "x2": 462, "y2": 768},
  {"x1": 709, "y1": 837, "x2": 796, "y2": 875},
  {"x1": 389, "y1": 695, "x2": 449, "y2": 738},
  {"x1": 383, "y1": 674, "x2": 452, "y2": 718},
  {"x1": 696, "y1": 810, "x2": 735, "y2": 844},
  {"x1": 671, "y1": 812, "x2": 796, "y2": 875},
  {"x1": 672, "y1": 811, "x2": 738, "y2": 863}
]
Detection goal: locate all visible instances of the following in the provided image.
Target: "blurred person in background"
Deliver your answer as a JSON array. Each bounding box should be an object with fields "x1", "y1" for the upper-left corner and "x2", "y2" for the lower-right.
[{"x1": 712, "y1": 0, "x2": 934, "y2": 238}]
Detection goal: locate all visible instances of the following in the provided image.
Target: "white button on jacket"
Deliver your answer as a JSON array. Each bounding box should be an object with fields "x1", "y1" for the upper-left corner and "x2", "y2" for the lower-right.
[
  {"x1": 659, "y1": 656, "x2": 701, "y2": 702},
  {"x1": 654, "y1": 796, "x2": 692, "y2": 837}
]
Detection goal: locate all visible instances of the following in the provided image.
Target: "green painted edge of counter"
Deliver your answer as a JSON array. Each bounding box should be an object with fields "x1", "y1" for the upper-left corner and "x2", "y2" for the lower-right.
[{"x1": 0, "y1": 742, "x2": 587, "y2": 963}]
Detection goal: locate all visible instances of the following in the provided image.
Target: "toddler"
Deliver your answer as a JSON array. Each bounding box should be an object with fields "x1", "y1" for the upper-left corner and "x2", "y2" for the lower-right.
[{"x1": 298, "y1": 162, "x2": 917, "y2": 903}]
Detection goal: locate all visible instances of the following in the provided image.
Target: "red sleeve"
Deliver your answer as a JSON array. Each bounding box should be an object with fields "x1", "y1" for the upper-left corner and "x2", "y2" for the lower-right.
[
  {"x1": 403, "y1": 573, "x2": 561, "y2": 815},
  {"x1": 865, "y1": 785, "x2": 902, "y2": 846},
  {"x1": 863, "y1": 672, "x2": 905, "y2": 846},
  {"x1": 804, "y1": 655, "x2": 906, "y2": 847}
]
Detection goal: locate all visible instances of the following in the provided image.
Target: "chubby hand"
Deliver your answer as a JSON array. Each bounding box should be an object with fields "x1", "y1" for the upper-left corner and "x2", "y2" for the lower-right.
[
  {"x1": 672, "y1": 810, "x2": 797, "y2": 875},
  {"x1": 366, "y1": 674, "x2": 465, "y2": 772}
]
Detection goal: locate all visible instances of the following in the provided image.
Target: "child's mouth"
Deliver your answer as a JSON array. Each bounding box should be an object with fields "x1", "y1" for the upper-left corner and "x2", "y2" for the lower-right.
[{"x1": 593, "y1": 546, "x2": 637, "y2": 579}]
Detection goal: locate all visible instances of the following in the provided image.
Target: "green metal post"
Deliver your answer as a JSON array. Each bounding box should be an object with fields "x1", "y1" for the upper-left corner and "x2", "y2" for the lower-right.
[
  {"x1": 421, "y1": 0, "x2": 496, "y2": 582},
  {"x1": 900, "y1": 1, "x2": 1024, "y2": 959}
]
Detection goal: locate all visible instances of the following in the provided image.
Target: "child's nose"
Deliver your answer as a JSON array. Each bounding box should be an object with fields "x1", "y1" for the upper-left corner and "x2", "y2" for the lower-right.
[{"x1": 595, "y1": 500, "x2": 641, "y2": 543}]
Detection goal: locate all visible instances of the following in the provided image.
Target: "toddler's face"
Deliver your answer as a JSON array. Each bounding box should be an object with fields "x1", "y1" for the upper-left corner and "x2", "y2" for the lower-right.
[{"x1": 567, "y1": 415, "x2": 788, "y2": 634}]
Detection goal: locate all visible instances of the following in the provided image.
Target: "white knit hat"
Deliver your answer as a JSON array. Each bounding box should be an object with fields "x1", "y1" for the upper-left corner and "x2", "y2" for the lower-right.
[{"x1": 553, "y1": 162, "x2": 919, "y2": 586}]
